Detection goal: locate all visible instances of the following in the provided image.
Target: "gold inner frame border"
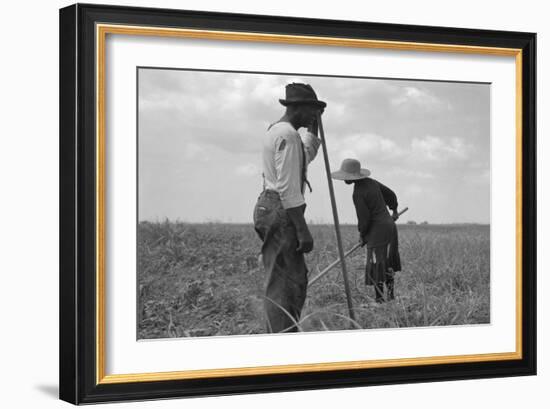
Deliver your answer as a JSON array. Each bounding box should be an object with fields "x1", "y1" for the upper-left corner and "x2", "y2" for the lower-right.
[{"x1": 95, "y1": 23, "x2": 523, "y2": 385}]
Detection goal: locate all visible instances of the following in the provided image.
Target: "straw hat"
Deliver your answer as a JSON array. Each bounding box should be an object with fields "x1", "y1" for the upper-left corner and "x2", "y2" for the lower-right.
[
  {"x1": 279, "y1": 83, "x2": 327, "y2": 108},
  {"x1": 331, "y1": 158, "x2": 371, "y2": 181}
]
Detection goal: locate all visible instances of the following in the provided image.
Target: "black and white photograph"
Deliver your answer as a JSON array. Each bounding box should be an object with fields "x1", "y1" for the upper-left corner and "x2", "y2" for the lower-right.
[
  {"x1": 137, "y1": 68, "x2": 490, "y2": 339},
  {"x1": 2, "y1": 0, "x2": 544, "y2": 406}
]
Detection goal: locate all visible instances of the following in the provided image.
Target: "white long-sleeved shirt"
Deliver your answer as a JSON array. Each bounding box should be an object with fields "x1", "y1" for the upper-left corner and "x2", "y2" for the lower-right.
[{"x1": 261, "y1": 122, "x2": 321, "y2": 209}]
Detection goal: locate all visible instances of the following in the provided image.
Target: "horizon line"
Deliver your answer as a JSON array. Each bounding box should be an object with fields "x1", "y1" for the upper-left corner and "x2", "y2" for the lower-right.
[{"x1": 138, "y1": 220, "x2": 490, "y2": 226}]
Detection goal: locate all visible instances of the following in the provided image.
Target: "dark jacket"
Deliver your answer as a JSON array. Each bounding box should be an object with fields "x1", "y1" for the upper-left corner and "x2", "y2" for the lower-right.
[{"x1": 352, "y1": 178, "x2": 398, "y2": 248}]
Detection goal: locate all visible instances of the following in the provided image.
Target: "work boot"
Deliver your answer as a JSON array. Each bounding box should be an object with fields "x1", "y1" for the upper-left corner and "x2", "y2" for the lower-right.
[{"x1": 374, "y1": 282, "x2": 385, "y2": 303}]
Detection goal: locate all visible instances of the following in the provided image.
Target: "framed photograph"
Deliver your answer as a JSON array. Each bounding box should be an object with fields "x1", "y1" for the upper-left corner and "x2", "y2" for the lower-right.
[{"x1": 59, "y1": 3, "x2": 536, "y2": 404}]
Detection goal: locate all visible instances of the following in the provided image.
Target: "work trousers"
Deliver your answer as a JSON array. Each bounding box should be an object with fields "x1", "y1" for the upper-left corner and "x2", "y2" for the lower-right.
[{"x1": 253, "y1": 190, "x2": 308, "y2": 333}]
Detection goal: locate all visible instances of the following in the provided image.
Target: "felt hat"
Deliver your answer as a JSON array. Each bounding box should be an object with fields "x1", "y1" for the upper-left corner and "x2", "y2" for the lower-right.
[
  {"x1": 331, "y1": 158, "x2": 371, "y2": 181},
  {"x1": 279, "y1": 83, "x2": 327, "y2": 108}
]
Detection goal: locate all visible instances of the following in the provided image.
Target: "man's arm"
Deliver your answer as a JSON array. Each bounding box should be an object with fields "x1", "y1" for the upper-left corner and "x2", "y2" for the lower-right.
[
  {"x1": 274, "y1": 132, "x2": 313, "y2": 253},
  {"x1": 377, "y1": 181, "x2": 398, "y2": 211},
  {"x1": 376, "y1": 181, "x2": 399, "y2": 220},
  {"x1": 301, "y1": 119, "x2": 322, "y2": 165},
  {"x1": 285, "y1": 205, "x2": 313, "y2": 253},
  {"x1": 353, "y1": 193, "x2": 371, "y2": 245},
  {"x1": 274, "y1": 132, "x2": 305, "y2": 209}
]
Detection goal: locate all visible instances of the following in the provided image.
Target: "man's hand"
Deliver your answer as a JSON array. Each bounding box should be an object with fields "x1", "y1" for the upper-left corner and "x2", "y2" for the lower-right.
[
  {"x1": 358, "y1": 236, "x2": 367, "y2": 247},
  {"x1": 306, "y1": 107, "x2": 325, "y2": 135},
  {"x1": 286, "y1": 205, "x2": 314, "y2": 253},
  {"x1": 307, "y1": 118, "x2": 318, "y2": 136},
  {"x1": 391, "y1": 210, "x2": 399, "y2": 221},
  {"x1": 296, "y1": 226, "x2": 314, "y2": 253}
]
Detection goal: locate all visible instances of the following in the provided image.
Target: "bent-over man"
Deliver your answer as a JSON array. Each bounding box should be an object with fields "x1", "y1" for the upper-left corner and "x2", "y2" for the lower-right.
[{"x1": 253, "y1": 83, "x2": 326, "y2": 332}]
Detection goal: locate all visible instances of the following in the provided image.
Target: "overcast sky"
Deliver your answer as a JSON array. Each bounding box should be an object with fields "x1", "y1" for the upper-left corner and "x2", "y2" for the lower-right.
[{"x1": 138, "y1": 68, "x2": 490, "y2": 224}]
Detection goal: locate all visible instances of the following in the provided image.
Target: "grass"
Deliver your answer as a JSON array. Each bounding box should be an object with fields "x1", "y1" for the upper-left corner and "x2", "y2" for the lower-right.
[{"x1": 137, "y1": 221, "x2": 489, "y2": 339}]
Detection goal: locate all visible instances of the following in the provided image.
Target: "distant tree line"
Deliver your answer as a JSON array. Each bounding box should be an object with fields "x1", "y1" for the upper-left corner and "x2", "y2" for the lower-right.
[{"x1": 406, "y1": 220, "x2": 429, "y2": 225}]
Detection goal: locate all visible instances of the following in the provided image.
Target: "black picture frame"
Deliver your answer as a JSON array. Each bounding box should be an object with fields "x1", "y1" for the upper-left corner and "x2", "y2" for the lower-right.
[{"x1": 59, "y1": 3, "x2": 536, "y2": 405}]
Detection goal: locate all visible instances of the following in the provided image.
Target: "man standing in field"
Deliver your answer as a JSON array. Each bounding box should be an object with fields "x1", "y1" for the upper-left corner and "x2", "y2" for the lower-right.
[{"x1": 253, "y1": 83, "x2": 326, "y2": 333}]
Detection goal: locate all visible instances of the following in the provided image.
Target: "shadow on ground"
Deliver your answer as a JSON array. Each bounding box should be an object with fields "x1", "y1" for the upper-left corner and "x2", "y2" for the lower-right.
[{"x1": 34, "y1": 384, "x2": 58, "y2": 399}]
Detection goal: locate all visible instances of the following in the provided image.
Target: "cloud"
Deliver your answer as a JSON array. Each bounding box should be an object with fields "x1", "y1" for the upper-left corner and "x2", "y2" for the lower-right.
[
  {"x1": 465, "y1": 168, "x2": 490, "y2": 185},
  {"x1": 389, "y1": 168, "x2": 435, "y2": 180},
  {"x1": 411, "y1": 135, "x2": 471, "y2": 161},
  {"x1": 404, "y1": 184, "x2": 425, "y2": 196},
  {"x1": 235, "y1": 163, "x2": 261, "y2": 176},
  {"x1": 249, "y1": 76, "x2": 310, "y2": 104},
  {"x1": 138, "y1": 69, "x2": 489, "y2": 223},
  {"x1": 183, "y1": 142, "x2": 210, "y2": 161},
  {"x1": 391, "y1": 86, "x2": 451, "y2": 111},
  {"x1": 334, "y1": 133, "x2": 404, "y2": 163}
]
